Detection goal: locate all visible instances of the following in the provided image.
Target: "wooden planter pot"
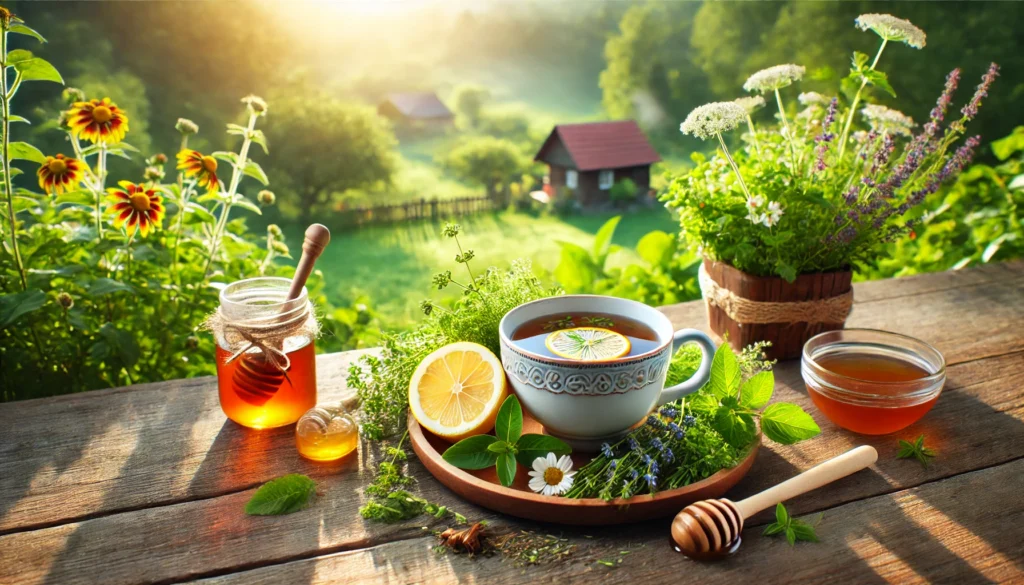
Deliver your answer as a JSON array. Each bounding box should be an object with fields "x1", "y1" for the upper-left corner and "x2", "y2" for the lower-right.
[{"x1": 701, "y1": 260, "x2": 853, "y2": 361}]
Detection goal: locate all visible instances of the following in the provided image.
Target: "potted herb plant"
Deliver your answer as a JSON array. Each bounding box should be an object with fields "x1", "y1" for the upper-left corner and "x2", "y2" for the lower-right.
[{"x1": 665, "y1": 13, "x2": 999, "y2": 359}]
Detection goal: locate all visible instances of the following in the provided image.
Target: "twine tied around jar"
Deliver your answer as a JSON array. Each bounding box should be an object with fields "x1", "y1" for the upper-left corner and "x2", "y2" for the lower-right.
[
  {"x1": 698, "y1": 264, "x2": 853, "y2": 324},
  {"x1": 206, "y1": 299, "x2": 320, "y2": 372}
]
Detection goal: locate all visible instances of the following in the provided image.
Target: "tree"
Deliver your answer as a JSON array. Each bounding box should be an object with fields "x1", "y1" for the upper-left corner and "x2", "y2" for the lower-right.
[
  {"x1": 439, "y1": 137, "x2": 526, "y2": 199},
  {"x1": 450, "y1": 83, "x2": 491, "y2": 128},
  {"x1": 263, "y1": 93, "x2": 397, "y2": 223}
]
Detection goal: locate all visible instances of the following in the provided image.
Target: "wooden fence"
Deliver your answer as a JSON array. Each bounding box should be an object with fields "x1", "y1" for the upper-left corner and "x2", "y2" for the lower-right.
[{"x1": 334, "y1": 195, "x2": 502, "y2": 227}]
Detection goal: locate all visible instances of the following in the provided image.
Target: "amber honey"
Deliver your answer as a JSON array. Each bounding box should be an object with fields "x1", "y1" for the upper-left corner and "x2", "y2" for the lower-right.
[
  {"x1": 805, "y1": 352, "x2": 940, "y2": 435},
  {"x1": 216, "y1": 341, "x2": 317, "y2": 429}
]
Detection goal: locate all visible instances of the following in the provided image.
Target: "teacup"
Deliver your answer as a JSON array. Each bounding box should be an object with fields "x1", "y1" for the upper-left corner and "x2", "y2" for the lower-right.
[{"x1": 498, "y1": 295, "x2": 716, "y2": 450}]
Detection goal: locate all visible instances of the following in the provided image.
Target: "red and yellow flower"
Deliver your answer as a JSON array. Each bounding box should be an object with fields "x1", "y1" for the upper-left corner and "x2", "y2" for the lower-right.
[
  {"x1": 106, "y1": 181, "x2": 165, "y2": 237},
  {"x1": 67, "y1": 97, "x2": 129, "y2": 144},
  {"x1": 176, "y1": 149, "x2": 220, "y2": 192},
  {"x1": 37, "y1": 154, "x2": 85, "y2": 195}
]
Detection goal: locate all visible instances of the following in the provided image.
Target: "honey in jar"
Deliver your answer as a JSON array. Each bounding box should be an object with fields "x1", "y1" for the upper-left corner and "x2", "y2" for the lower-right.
[{"x1": 213, "y1": 277, "x2": 318, "y2": 429}]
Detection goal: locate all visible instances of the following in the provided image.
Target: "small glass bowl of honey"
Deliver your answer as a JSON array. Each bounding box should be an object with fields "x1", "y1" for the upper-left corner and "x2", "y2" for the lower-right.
[{"x1": 801, "y1": 329, "x2": 945, "y2": 435}]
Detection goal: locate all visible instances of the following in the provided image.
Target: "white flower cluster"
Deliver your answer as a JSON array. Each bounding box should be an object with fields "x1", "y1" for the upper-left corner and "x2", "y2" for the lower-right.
[
  {"x1": 743, "y1": 64, "x2": 806, "y2": 93},
  {"x1": 734, "y1": 96, "x2": 766, "y2": 115},
  {"x1": 680, "y1": 101, "x2": 747, "y2": 140},
  {"x1": 745, "y1": 195, "x2": 784, "y2": 227},
  {"x1": 855, "y1": 13, "x2": 926, "y2": 49},
  {"x1": 861, "y1": 104, "x2": 916, "y2": 135},
  {"x1": 798, "y1": 92, "x2": 832, "y2": 106}
]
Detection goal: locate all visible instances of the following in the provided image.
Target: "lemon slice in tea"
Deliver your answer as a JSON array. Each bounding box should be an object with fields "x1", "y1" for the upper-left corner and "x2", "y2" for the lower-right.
[{"x1": 545, "y1": 327, "x2": 631, "y2": 361}]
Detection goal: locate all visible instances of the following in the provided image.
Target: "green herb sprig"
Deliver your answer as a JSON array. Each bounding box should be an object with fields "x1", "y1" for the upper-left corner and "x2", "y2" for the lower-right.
[
  {"x1": 897, "y1": 434, "x2": 937, "y2": 468},
  {"x1": 442, "y1": 395, "x2": 571, "y2": 487},
  {"x1": 359, "y1": 433, "x2": 466, "y2": 524},
  {"x1": 763, "y1": 502, "x2": 822, "y2": 545},
  {"x1": 349, "y1": 223, "x2": 558, "y2": 440}
]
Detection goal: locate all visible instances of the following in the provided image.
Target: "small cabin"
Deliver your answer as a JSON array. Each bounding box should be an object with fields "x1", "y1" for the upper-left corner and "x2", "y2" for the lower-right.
[
  {"x1": 534, "y1": 120, "x2": 661, "y2": 206},
  {"x1": 377, "y1": 92, "x2": 454, "y2": 127}
]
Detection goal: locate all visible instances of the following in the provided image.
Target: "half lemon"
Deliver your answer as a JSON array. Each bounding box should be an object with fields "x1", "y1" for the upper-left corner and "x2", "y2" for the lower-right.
[
  {"x1": 409, "y1": 342, "x2": 508, "y2": 441},
  {"x1": 545, "y1": 327, "x2": 631, "y2": 361}
]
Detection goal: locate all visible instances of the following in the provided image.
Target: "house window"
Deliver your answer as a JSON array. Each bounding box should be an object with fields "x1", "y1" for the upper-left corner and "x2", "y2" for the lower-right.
[
  {"x1": 566, "y1": 169, "x2": 579, "y2": 189},
  {"x1": 598, "y1": 170, "x2": 614, "y2": 190}
]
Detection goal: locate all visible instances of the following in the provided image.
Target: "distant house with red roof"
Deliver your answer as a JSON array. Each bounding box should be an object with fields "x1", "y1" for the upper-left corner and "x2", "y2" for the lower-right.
[
  {"x1": 534, "y1": 120, "x2": 661, "y2": 206},
  {"x1": 378, "y1": 92, "x2": 453, "y2": 128}
]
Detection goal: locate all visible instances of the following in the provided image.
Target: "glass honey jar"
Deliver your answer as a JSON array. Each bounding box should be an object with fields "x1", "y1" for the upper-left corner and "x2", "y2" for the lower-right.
[{"x1": 212, "y1": 277, "x2": 318, "y2": 429}]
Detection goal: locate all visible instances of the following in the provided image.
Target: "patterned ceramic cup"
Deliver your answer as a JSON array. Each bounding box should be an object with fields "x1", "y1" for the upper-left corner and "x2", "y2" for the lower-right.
[{"x1": 498, "y1": 295, "x2": 716, "y2": 449}]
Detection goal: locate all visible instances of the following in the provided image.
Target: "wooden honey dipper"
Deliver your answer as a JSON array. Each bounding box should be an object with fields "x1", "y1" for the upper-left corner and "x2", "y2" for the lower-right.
[
  {"x1": 232, "y1": 224, "x2": 331, "y2": 405},
  {"x1": 671, "y1": 445, "x2": 877, "y2": 560}
]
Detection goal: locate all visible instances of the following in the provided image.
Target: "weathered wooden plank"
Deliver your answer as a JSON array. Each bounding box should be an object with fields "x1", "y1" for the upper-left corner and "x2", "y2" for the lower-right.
[
  {"x1": 190, "y1": 458, "x2": 1024, "y2": 585},
  {"x1": 0, "y1": 348, "x2": 1020, "y2": 585},
  {"x1": 0, "y1": 350, "x2": 373, "y2": 534}
]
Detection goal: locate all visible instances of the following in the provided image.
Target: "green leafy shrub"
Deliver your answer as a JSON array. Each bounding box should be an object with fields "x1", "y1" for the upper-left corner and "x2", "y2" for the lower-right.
[
  {"x1": 609, "y1": 178, "x2": 639, "y2": 204},
  {"x1": 551, "y1": 216, "x2": 700, "y2": 307},
  {"x1": 0, "y1": 12, "x2": 375, "y2": 400}
]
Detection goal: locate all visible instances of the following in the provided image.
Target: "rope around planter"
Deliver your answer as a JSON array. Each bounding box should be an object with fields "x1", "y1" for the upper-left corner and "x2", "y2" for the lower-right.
[{"x1": 698, "y1": 264, "x2": 853, "y2": 324}]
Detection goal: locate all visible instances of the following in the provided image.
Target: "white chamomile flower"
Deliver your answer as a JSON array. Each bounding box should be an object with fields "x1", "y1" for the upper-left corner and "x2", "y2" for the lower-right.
[
  {"x1": 855, "y1": 13, "x2": 926, "y2": 49},
  {"x1": 745, "y1": 194, "x2": 765, "y2": 212},
  {"x1": 861, "y1": 104, "x2": 916, "y2": 136},
  {"x1": 680, "y1": 102, "x2": 747, "y2": 140},
  {"x1": 743, "y1": 64, "x2": 806, "y2": 94},
  {"x1": 746, "y1": 211, "x2": 763, "y2": 226},
  {"x1": 734, "y1": 95, "x2": 766, "y2": 115},
  {"x1": 765, "y1": 201, "x2": 784, "y2": 226},
  {"x1": 528, "y1": 452, "x2": 575, "y2": 496}
]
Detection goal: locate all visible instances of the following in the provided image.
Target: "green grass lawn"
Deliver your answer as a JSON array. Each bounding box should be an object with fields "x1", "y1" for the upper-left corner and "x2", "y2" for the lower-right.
[{"x1": 275, "y1": 208, "x2": 678, "y2": 328}]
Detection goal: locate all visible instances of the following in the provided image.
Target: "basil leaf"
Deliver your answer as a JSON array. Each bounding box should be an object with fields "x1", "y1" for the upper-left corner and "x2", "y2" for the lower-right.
[
  {"x1": 514, "y1": 434, "x2": 572, "y2": 468},
  {"x1": 496, "y1": 451, "x2": 517, "y2": 487},
  {"x1": 761, "y1": 403, "x2": 821, "y2": 445},
  {"x1": 245, "y1": 474, "x2": 316, "y2": 516},
  {"x1": 486, "y1": 441, "x2": 509, "y2": 454},
  {"x1": 442, "y1": 435, "x2": 500, "y2": 470},
  {"x1": 709, "y1": 344, "x2": 740, "y2": 399},
  {"x1": 714, "y1": 406, "x2": 756, "y2": 448},
  {"x1": 495, "y1": 394, "x2": 523, "y2": 444},
  {"x1": 739, "y1": 371, "x2": 774, "y2": 410}
]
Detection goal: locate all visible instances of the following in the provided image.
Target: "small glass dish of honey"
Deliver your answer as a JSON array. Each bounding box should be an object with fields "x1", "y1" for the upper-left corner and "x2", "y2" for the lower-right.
[{"x1": 801, "y1": 329, "x2": 945, "y2": 435}]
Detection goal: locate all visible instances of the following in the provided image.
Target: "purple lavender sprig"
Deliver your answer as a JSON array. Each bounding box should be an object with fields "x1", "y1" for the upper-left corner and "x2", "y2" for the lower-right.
[
  {"x1": 813, "y1": 98, "x2": 838, "y2": 172},
  {"x1": 961, "y1": 63, "x2": 999, "y2": 121}
]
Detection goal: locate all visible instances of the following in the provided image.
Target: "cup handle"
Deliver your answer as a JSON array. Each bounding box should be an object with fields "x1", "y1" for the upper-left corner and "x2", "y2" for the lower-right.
[{"x1": 657, "y1": 329, "x2": 717, "y2": 406}]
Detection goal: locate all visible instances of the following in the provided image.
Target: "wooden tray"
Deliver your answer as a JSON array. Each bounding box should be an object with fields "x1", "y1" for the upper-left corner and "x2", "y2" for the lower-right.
[{"x1": 408, "y1": 411, "x2": 759, "y2": 525}]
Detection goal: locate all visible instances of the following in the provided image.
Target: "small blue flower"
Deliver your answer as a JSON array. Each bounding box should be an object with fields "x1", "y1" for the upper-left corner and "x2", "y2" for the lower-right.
[
  {"x1": 668, "y1": 422, "x2": 680, "y2": 433},
  {"x1": 642, "y1": 454, "x2": 652, "y2": 465},
  {"x1": 644, "y1": 473, "x2": 657, "y2": 489},
  {"x1": 646, "y1": 415, "x2": 662, "y2": 428},
  {"x1": 675, "y1": 430, "x2": 685, "y2": 440},
  {"x1": 662, "y1": 448, "x2": 675, "y2": 463},
  {"x1": 683, "y1": 415, "x2": 696, "y2": 427},
  {"x1": 629, "y1": 469, "x2": 639, "y2": 480},
  {"x1": 600, "y1": 443, "x2": 615, "y2": 458},
  {"x1": 627, "y1": 437, "x2": 639, "y2": 451},
  {"x1": 651, "y1": 438, "x2": 664, "y2": 452},
  {"x1": 659, "y1": 406, "x2": 678, "y2": 419},
  {"x1": 650, "y1": 460, "x2": 660, "y2": 475},
  {"x1": 609, "y1": 459, "x2": 618, "y2": 470}
]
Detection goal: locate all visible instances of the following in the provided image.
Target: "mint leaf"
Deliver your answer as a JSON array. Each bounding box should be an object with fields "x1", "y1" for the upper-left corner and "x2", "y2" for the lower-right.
[
  {"x1": 514, "y1": 434, "x2": 572, "y2": 468},
  {"x1": 687, "y1": 391, "x2": 720, "y2": 413},
  {"x1": 785, "y1": 527, "x2": 797, "y2": 546},
  {"x1": 739, "y1": 371, "x2": 774, "y2": 410},
  {"x1": 790, "y1": 522, "x2": 820, "y2": 543},
  {"x1": 496, "y1": 452, "x2": 517, "y2": 487},
  {"x1": 709, "y1": 344, "x2": 740, "y2": 399},
  {"x1": 760, "y1": 403, "x2": 821, "y2": 445},
  {"x1": 763, "y1": 522, "x2": 785, "y2": 536},
  {"x1": 486, "y1": 441, "x2": 509, "y2": 454},
  {"x1": 896, "y1": 434, "x2": 936, "y2": 468},
  {"x1": 442, "y1": 435, "x2": 500, "y2": 470},
  {"x1": 495, "y1": 394, "x2": 523, "y2": 444},
  {"x1": 714, "y1": 405, "x2": 756, "y2": 448},
  {"x1": 245, "y1": 474, "x2": 316, "y2": 516},
  {"x1": 775, "y1": 502, "x2": 789, "y2": 525}
]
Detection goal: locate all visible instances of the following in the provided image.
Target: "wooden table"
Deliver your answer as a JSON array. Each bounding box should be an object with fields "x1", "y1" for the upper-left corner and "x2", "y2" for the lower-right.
[{"x1": 2, "y1": 262, "x2": 1023, "y2": 584}]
